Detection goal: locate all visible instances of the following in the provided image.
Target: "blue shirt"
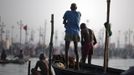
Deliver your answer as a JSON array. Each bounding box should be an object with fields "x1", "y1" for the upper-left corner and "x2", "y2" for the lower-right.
[{"x1": 63, "y1": 10, "x2": 81, "y2": 35}]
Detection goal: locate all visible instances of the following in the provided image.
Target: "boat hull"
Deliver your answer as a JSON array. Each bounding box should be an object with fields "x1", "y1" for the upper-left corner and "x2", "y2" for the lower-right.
[{"x1": 52, "y1": 63, "x2": 125, "y2": 75}]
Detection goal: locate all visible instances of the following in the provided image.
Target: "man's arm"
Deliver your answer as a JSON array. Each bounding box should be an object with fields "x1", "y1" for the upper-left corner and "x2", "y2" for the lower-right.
[
  {"x1": 34, "y1": 61, "x2": 39, "y2": 70},
  {"x1": 63, "y1": 19, "x2": 67, "y2": 28},
  {"x1": 92, "y1": 31, "x2": 97, "y2": 45},
  {"x1": 81, "y1": 31, "x2": 84, "y2": 46},
  {"x1": 63, "y1": 11, "x2": 68, "y2": 28}
]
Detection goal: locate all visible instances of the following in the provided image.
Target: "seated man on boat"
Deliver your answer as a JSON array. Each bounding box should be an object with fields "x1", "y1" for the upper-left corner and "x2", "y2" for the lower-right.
[
  {"x1": 80, "y1": 23, "x2": 97, "y2": 64},
  {"x1": 32, "y1": 53, "x2": 50, "y2": 75}
]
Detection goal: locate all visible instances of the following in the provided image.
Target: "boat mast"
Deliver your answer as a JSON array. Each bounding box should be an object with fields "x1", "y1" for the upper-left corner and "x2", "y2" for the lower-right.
[
  {"x1": 24, "y1": 25, "x2": 28, "y2": 45},
  {"x1": 0, "y1": 16, "x2": 2, "y2": 49},
  {"x1": 55, "y1": 30, "x2": 58, "y2": 47},
  {"x1": 39, "y1": 26, "x2": 41, "y2": 45},
  {"x1": 117, "y1": 30, "x2": 121, "y2": 49},
  {"x1": 44, "y1": 20, "x2": 47, "y2": 45},
  {"x1": 11, "y1": 25, "x2": 14, "y2": 55},
  {"x1": 17, "y1": 20, "x2": 23, "y2": 48},
  {"x1": 103, "y1": 0, "x2": 111, "y2": 73},
  {"x1": 49, "y1": 14, "x2": 54, "y2": 75},
  {"x1": 0, "y1": 21, "x2": 5, "y2": 49},
  {"x1": 11, "y1": 26, "x2": 14, "y2": 45}
]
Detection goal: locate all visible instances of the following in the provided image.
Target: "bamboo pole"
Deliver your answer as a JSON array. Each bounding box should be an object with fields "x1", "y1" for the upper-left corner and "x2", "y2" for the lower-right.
[
  {"x1": 49, "y1": 14, "x2": 54, "y2": 75},
  {"x1": 103, "y1": 0, "x2": 111, "y2": 73}
]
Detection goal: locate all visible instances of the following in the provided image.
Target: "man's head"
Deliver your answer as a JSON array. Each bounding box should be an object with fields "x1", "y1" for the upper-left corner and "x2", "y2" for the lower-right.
[
  {"x1": 80, "y1": 23, "x2": 87, "y2": 29},
  {"x1": 39, "y1": 53, "x2": 46, "y2": 60},
  {"x1": 70, "y1": 3, "x2": 77, "y2": 11}
]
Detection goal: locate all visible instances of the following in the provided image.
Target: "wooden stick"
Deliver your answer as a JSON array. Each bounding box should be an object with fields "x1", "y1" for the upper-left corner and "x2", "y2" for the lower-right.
[
  {"x1": 103, "y1": 0, "x2": 111, "y2": 73},
  {"x1": 49, "y1": 14, "x2": 54, "y2": 75}
]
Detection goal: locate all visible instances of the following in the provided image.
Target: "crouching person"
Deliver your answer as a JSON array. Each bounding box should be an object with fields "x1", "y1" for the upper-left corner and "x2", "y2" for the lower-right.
[{"x1": 31, "y1": 53, "x2": 52, "y2": 75}]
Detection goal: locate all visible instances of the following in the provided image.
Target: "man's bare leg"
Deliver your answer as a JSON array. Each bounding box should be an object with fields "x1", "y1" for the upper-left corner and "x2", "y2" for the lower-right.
[
  {"x1": 74, "y1": 41, "x2": 79, "y2": 69},
  {"x1": 65, "y1": 41, "x2": 70, "y2": 68}
]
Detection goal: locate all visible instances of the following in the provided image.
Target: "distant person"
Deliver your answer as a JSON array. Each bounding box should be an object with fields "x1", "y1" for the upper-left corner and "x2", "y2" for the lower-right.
[
  {"x1": 32, "y1": 53, "x2": 49, "y2": 75},
  {"x1": 80, "y1": 23, "x2": 97, "y2": 64},
  {"x1": 63, "y1": 3, "x2": 81, "y2": 69},
  {"x1": 1, "y1": 49, "x2": 7, "y2": 61},
  {"x1": 18, "y1": 50, "x2": 24, "y2": 59}
]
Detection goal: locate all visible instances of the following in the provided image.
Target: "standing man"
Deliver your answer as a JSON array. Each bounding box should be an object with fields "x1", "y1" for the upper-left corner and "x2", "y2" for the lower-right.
[
  {"x1": 80, "y1": 23, "x2": 97, "y2": 64},
  {"x1": 63, "y1": 3, "x2": 81, "y2": 69}
]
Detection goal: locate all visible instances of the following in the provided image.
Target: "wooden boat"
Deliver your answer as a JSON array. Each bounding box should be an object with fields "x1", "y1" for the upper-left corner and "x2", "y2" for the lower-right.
[
  {"x1": 50, "y1": 1, "x2": 125, "y2": 75},
  {"x1": 9, "y1": 58, "x2": 28, "y2": 64},
  {"x1": 52, "y1": 62, "x2": 125, "y2": 75},
  {"x1": 0, "y1": 58, "x2": 28, "y2": 64},
  {"x1": 0, "y1": 60, "x2": 9, "y2": 64}
]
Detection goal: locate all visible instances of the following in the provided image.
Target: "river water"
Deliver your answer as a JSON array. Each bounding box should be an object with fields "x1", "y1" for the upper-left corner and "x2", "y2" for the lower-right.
[{"x1": 0, "y1": 58, "x2": 134, "y2": 75}]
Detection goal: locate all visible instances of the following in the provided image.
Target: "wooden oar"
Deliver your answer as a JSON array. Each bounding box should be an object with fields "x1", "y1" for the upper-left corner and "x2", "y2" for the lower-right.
[
  {"x1": 49, "y1": 14, "x2": 54, "y2": 75},
  {"x1": 103, "y1": 0, "x2": 111, "y2": 73}
]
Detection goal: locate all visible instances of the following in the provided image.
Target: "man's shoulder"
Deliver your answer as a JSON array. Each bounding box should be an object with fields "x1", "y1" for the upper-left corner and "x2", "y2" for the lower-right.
[
  {"x1": 66, "y1": 10, "x2": 80, "y2": 13},
  {"x1": 88, "y1": 28, "x2": 93, "y2": 31},
  {"x1": 88, "y1": 28, "x2": 94, "y2": 34},
  {"x1": 64, "y1": 10, "x2": 71, "y2": 16},
  {"x1": 76, "y1": 11, "x2": 81, "y2": 13},
  {"x1": 37, "y1": 60, "x2": 40, "y2": 63},
  {"x1": 76, "y1": 11, "x2": 81, "y2": 15},
  {"x1": 65, "y1": 10, "x2": 71, "y2": 13}
]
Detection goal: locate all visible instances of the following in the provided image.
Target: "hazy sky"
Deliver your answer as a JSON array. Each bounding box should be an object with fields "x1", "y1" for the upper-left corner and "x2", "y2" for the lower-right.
[{"x1": 0, "y1": 0, "x2": 134, "y2": 47}]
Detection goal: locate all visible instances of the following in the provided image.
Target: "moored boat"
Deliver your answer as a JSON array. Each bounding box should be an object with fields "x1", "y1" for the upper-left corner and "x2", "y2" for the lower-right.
[
  {"x1": 0, "y1": 60, "x2": 9, "y2": 64},
  {"x1": 0, "y1": 58, "x2": 28, "y2": 64},
  {"x1": 9, "y1": 58, "x2": 28, "y2": 64}
]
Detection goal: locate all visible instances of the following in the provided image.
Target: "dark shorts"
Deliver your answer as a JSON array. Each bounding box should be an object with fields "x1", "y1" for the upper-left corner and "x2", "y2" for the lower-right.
[
  {"x1": 82, "y1": 43, "x2": 93, "y2": 56},
  {"x1": 64, "y1": 33, "x2": 80, "y2": 42}
]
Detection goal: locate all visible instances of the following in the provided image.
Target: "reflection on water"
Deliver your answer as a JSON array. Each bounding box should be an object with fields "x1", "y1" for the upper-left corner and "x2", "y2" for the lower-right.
[
  {"x1": 0, "y1": 63, "x2": 28, "y2": 75},
  {"x1": 0, "y1": 58, "x2": 134, "y2": 75},
  {"x1": 91, "y1": 58, "x2": 134, "y2": 70}
]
